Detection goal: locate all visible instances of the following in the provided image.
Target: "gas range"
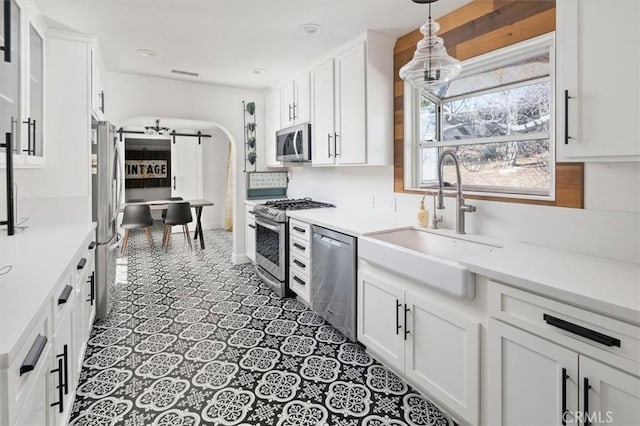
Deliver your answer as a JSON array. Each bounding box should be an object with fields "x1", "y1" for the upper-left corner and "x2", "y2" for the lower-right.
[{"x1": 253, "y1": 198, "x2": 335, "y2": 223}]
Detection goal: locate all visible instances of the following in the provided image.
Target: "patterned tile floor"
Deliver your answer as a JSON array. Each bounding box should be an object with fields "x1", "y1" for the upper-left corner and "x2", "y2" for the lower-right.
[{"x1": 70, "y1": 227, "x2": 454, "y2": 426}]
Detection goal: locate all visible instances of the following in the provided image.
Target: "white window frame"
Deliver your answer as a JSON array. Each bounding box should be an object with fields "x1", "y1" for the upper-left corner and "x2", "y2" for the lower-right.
[{"x1": 403, "y1": 33, "x2": 556, "y2": 201}]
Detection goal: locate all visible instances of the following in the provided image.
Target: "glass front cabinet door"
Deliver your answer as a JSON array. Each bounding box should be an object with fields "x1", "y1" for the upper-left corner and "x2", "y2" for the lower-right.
[{"x1": 0, "y1": 0, "x2": 21, "y2": 156}]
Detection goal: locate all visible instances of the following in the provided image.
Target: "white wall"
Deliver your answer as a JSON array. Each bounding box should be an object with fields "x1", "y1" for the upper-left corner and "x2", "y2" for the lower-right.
[
  {"x1": 286, "y1": 162, "x2": 640, "y2": 264},
  {"x1": 104, "y1": 72, "x2": 263, "y2": 262}
]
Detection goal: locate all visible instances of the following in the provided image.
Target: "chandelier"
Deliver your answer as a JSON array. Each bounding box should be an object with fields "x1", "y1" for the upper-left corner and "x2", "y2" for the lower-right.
[
  {"x1": 399, "y1": 0, "x2": 462, "y2": 91},
  {"x1": 144, "y1": 119, "x2": 171, "y2": 136}
]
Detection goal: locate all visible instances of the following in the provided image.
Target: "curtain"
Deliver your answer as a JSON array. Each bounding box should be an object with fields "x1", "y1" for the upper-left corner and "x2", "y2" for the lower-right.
[{"x1": 223, "y1": 142, "x2": 233, "y2": 231}]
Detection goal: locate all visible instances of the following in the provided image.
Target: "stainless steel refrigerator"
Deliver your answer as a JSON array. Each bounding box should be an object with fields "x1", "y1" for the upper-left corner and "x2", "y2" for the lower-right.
[{"x1": 91, "y1": 120, "x2": 123, "y2": 319}]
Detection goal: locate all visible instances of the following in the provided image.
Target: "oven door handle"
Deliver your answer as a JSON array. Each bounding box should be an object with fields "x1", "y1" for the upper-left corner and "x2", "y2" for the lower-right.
[{"x1": 255, "y1": 216, "x2": 282, "y2": 232}]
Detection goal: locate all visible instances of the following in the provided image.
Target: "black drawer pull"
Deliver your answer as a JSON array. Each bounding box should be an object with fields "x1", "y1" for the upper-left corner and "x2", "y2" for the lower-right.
[
  {"x1": 293, "y1": 259, "x2": 306, "y2": 269},
  {"x1": 293, "y1": 242, "x2": 306, "y2": 251},
  {"x1": 88, "y1": 241, "x2": 97, "y2": 250},
  {"x1": 248, "y1": 224, "x2": 256, "y2": 229},
  {"x1": 87, "y1": 272, "x2": 95, "y2": 305},
  {"x1": 77, "y1": 257, "x2": 87, "y2": 270},
  {"x1": 293, "y1": 276, "x2": 306, "y2": 286},
  {"x1": 20, "y1": 335, "x2": 47, "y2": 376},
  {"x1": 58, "y1": 285, "x2": 73, "y2": 305},
  {"x1": 292, "y1": 226, "x2": 306, "y2": 233},
  {"x1": 543, "y1": 314, "x2": 620, "y2": 347}
]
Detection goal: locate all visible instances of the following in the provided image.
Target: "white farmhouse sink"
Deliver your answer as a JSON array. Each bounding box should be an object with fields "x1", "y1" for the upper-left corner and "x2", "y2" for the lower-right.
[{"x1": 358, "y1": 228, "x2": 499, "y2": 299}]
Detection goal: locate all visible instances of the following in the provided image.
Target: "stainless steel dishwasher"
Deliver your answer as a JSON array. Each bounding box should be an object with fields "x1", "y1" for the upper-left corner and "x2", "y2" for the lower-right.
[{"x1": 311, "y1": 225, "x2": 357, "y2": 341}]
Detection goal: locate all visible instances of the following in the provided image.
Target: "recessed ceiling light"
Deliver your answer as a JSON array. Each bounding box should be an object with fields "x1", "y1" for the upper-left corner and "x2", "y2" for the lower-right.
[
  {"x1": 299, "y1": 23, "x2": 322, "y2": 35},
  {"x1": 252, "y1": 68, "x2": 266, "y2": 75},
  {"x1": 137, "y1": 49, "x2": 156, "y2": 57}
]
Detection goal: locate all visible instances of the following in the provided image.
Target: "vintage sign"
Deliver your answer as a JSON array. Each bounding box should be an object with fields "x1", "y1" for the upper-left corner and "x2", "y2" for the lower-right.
[{"x1": 125, "y1": 160, "x2": 168, "y2": 179}]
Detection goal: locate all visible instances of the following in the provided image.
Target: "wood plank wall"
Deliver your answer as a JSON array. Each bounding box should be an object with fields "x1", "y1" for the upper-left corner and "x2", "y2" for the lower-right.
[{"x1": 393, "y1": 0, "x2": 584, "y2": 208}]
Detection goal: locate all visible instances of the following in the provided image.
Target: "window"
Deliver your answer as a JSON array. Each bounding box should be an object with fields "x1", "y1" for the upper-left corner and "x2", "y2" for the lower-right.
[{"x1": 405, "y1": 35, "x2": 555, "y2": 199}]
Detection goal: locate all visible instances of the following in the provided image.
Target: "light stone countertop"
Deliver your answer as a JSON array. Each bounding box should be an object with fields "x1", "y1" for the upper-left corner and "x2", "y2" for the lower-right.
[
  {"x1": 287, "y1": 206, "x2": 640, "y2": 326},
  {"x1": 0, "y1": 223, "x2": 96, "y2": 368}
]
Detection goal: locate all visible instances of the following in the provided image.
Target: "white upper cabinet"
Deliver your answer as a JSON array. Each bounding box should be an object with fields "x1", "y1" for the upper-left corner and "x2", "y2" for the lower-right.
[
  {"x1": 311, "y1": 58, "x2": 335, "y2": 166},
  {"x1": 556, "y1": 0, "x2": 640, "y2": 161},
  {"x1": 1, "y1": 0, "x2": 46, "y2": 166},
  {"x1": 1, "y1": 0, "x2": 21, "y2": 158},
  {"x1": 310, "y1": 32, "x2": 394, "y2": 167},
  {"x1": 280, "y1": 71, "x2": 310, "y2": 128}
]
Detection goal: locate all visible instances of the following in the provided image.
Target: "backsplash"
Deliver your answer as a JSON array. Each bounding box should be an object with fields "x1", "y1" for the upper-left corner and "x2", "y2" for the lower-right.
[{"x1": 287, "y1": 164, "x2": 640, "y2": 264}]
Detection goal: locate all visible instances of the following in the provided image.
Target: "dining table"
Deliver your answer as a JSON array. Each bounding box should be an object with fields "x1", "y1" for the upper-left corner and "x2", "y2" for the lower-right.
[{"x1": 122, "y1": 199, "x2": 214, "y2": 249}]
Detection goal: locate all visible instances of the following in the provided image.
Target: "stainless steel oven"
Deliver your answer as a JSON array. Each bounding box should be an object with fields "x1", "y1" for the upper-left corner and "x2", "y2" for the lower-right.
[{"x1": 254, "y1": 215, "x2": 287, "y2": 297}]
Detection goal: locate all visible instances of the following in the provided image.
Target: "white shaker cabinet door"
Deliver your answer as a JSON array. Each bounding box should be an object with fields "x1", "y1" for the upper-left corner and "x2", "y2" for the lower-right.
[
  {"x1": 311, "y1": 58, "x2": 336, "y2": 166},
  {"x1": 488, "y1": 319, "x2": 579, "y2": 426},
  {"x1": 335, "y1": 42, "x2": 366, "y2": 165},
  {"x1": 357, "y1": 270, "x2": 405, "y2": 372},
  {"x1": 556, "y1": 0, "x2": 640, "y2": 160},
  {"x1": 170, "y1": 136, "x2": 203, "y2": 232},
  {"x1": 405, "y1": 290, "x2": 480, "y2": 426},
  {"x1": 579, "y1": 356, "x2": 640, "y2": 426}
]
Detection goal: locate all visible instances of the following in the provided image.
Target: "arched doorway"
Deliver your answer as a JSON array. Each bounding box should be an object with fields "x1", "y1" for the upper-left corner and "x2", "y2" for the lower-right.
[{"x1": 118, "y1": 116, "x2": 240, "y2": 258}]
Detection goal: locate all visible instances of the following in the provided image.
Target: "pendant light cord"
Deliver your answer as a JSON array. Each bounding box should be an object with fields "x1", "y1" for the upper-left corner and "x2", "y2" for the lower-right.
[{"x1": 427, "y1": 1, "x2": 433, "y2": 81}]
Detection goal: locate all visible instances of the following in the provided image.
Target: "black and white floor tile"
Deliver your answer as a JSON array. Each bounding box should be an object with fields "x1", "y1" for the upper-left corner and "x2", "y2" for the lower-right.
[{"x1": 70, "y1": 228, "x2": 455, "y2": 426}]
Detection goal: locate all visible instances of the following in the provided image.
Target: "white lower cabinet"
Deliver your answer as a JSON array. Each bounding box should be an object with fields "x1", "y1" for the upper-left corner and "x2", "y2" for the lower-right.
[
  {"x1": 0, "y1": 230, "x2": 95, "y2": 426},
  {"x1": 488, "y1": 282, "x2": 640, "y2": 426},
  {"x1": 288, "y1": 219, "x2": 312, "y2": 305},
  {"x1": 357, "y1": 268, "x2": 480, "y2": 425},
  {"x1": 489, "y1": 319, "x2": 579, "y2": 426},
  {"x1": 245, "y1": 206, "x2": 256, "y2": 263},
  {"x1": 579, "y1": 356, "x2": 640, "y2": 426},
  {"x1": 13, "y1": 345, "x2": 53, "y2": 426}
]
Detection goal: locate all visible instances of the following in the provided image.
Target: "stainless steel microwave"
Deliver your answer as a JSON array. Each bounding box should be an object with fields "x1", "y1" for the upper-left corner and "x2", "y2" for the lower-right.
[{"x1": 276, "y1": 123, "x2": 311, "y2": 162}]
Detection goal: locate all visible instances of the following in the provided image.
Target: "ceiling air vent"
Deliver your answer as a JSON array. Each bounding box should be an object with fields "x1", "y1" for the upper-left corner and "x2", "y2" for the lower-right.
[{"x1": 171, "y1": 69, "x2": 199, "y2": 77}]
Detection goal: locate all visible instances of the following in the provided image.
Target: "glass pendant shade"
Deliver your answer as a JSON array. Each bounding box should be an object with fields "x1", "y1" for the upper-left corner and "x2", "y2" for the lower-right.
[{"x1": 399, "y1": 17, "x2": 462, "y2": 91}]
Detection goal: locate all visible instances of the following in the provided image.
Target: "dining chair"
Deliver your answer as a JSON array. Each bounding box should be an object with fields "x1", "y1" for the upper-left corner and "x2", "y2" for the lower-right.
[
  {"x1": 121, "y1": 204, "x2": 154, "y2": 254},
  {"x1": 161, "y1": 196, "x2": 184, "y2": 221},
  {"x1": 162, "y1": 202, "x2": 193, "y2": 251}
]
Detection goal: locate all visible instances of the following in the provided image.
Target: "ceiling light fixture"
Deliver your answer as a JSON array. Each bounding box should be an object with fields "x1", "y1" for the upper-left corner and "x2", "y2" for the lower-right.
[
  {"x1": 144, "y1": 119, "x2": 171, "y2": 136},
  {"x1": 399, "y1": 0, "x2": 462, "y2": 92},
  {"x1": 300, "y1": 23, "x2": 322, "y2": 35},
  {"x1": 137, "y1": 48, "x2": 156, "y2": 57}
]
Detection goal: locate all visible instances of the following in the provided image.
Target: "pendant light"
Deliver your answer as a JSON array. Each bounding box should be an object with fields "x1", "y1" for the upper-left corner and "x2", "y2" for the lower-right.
[{"x1": 399, "y1": 0, "x2": 462, "y2": 91}]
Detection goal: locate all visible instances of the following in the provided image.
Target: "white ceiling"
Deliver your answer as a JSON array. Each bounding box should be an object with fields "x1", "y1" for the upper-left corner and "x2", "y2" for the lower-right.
[{"x1": 35, "y1": 0, "x2": 472, "y2": 89}]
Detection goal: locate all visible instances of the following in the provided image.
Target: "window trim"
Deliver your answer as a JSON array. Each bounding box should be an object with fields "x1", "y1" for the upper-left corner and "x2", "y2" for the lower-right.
[{"x1": 404, "y1": 33, "x2": 557, "y2": 201}]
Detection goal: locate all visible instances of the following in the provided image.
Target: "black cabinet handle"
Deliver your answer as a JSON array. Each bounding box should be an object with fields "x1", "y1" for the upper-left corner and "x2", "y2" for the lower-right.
[
  {"x1": 293, "y1": 276, "x2": 306, "y2": 286},
  {"x1": 293, "y1": 259, "x2": 306, "y2": 269},
  {"x1": 584, "y1": 377, "x2": 591, "y2": 426},
  {"x1": 293, "y1": 242, "x2": 306, "y2": 251},
  {"x1": 87, "y1": 271, "x2": 95, "y2": 305},
  {"x1": 292, "y1": 226, "x2": 306, "y2": 234},
  {"x1": 50, "y1": 358, "x2": 64, "y2": 413},
  {"x1": 31, "y1": 119, "x2": 36, "y2": 155},
  {"x1": 543, "y1": 314, "x2": 620, "y2": 347},
  {"x1": 404, "y1": 305, "x2": 410, "y2": 340},
  {"x1": 88, "y1": 241, "x2": 97, "y2": 250},
  {"x1": 2, "y1": 131, "x2": 15, "y2": 235},
  {"x1": 2, "y1": 0, "x2": 11, "y2": 62},
  {"x1": 564, "y1": 90, "x2": 573, "y2": 145},
  {"x1": 248, "y1": 224, "x2": 256, "y2": 229},
  {"x1": 561, "y1": 368, "x2": 568, "y2": 426},
  {"x1": 58, "y1": 344, "x2": 68, "y2": 395},
  {"x1": 22, "y1": 117, "x2": 32, "y2": 155},
  {"x1": 77, "y1": 257, "x2": 87, "y2": 270},
  {"x1": 58, "y1": 285, "x2": 73, "y2": 305},
  {"x1": 395, "y1": 300, "x2": 402, "y2": 335},
  {"x1": 248, "y1": 210, "x2": 255, "y2": 215},
  {"x1": 20, "y1": 335, "x2": 47, "y2": 376}
]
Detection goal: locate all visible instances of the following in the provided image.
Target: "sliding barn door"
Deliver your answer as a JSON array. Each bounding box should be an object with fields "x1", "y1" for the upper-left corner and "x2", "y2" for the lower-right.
[{"x1": 170, "y1": 136, "x2": 203, "y2": 232}]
